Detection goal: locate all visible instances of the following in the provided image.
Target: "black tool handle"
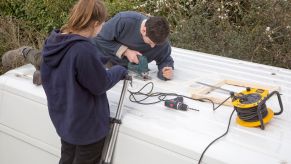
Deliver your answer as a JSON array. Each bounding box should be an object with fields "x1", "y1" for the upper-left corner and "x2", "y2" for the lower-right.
[{"x1": 257, "y1": 90, "x2": 284, "y2": 130}]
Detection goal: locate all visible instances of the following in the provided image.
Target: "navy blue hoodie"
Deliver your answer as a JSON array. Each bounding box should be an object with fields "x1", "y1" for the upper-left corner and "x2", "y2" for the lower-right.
[{"x1": 41, "y1": 30, "x2": 127, "y2": 145}]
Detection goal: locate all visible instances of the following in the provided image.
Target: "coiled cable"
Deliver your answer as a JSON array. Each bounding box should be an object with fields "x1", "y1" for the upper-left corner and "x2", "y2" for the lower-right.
[{"x1": 235, "y1": 104, "x2": 268, "y2": 122}]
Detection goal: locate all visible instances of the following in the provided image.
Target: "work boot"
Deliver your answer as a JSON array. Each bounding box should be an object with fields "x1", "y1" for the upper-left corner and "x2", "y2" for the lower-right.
[
  {"x1": 21, "y1": 47, "x2": 42, "y2": 85},
  {"x1": 22, "y1": 47, "x2": 42, "y2": 70}
]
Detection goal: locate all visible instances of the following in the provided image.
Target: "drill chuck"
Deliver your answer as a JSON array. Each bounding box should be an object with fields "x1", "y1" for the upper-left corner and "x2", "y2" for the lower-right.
[{"x1": 176, "y1": 102, "x2": 189, "y2": 111}]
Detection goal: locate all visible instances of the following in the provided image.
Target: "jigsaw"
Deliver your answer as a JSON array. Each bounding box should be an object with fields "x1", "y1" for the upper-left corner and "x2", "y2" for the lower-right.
[{"x1": 128, "y1": 55, "x2": 150, "y2": 80}]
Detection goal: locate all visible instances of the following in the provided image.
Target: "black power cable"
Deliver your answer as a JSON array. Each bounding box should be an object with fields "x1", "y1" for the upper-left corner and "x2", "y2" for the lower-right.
[
  {"x1": 235, "y1": 104, "x2": 268, "y2": 122},
  {"x1": 128, "y1": 82, "x2": 216, "y2": 110},
  {"x1": 127, "y1": 82, "x2": 235, "y2": 163},
  {"x1": 198, "y1": 93, "x2": 273, "y2": 163},
  {"x1": 198, "y1": 97, "x2": 234, "y2": 164},
  {"x1": 128, "y1": 82, "x2": 272, "y2": 164}
]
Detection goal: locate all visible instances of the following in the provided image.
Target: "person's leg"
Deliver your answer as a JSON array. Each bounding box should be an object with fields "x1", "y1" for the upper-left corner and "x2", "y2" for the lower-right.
[
  {"x1": 73, "y1": 138, "x2": 105, "y2": 164},
  {"x1": 22, "y1": 47, "x2": 42, "y2": 85},
  {"x1": 1, "y1": 47, "x2": 27, "y2": 71},
  {"x1": 59, "y1": 139, "x2": 76, "y2": 164}
]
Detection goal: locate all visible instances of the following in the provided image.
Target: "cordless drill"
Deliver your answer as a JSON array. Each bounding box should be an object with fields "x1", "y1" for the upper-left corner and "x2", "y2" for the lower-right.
[{"x1": 164, "y1": 97, "x2": 188, "y2": 111}]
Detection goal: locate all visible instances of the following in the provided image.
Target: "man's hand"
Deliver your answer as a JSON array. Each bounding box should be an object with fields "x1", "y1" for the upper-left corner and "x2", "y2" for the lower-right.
[
  {"x1": 162, "y1": 67, "x2": 173, "y2": 80},
  {"x1": 123, "y1": 49, "x2": 142, "y2": 64}
]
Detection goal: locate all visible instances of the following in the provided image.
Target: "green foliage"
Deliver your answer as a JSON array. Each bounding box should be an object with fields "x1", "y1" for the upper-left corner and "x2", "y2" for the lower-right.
[
  {"x1": 0, "y1": 16, "x2": 46, "y2": 74},
  {"x1": 170, "y1": 0, "x2": 291, "y2": 68},
  {"x1": 24, "y1": 0, "x2": 76, "y2": 32},
  {"x1": 133, "y1": 0, "x2": 197, "y2": 29},
  {"x1": 0, "y1": 0, "x2": 76, "y2": 74},
  {"x1": 104, "y1": 0, "x2": 138, "y2": 17},
  {"x1": 0, "y1": 0, "x2": 26, "y2": 18},
  {"x1": 0, "y1": 0, "x2": 76, "y2": 33}
]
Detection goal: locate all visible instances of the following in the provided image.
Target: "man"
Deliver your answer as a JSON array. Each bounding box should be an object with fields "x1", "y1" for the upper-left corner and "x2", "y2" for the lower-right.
[{"x1": 94, "y1": 11, "x2": 174, "y2": 80}]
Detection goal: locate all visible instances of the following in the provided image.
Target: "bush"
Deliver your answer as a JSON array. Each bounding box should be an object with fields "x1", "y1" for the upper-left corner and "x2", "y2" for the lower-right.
[
  {"x1": 0, "y1": 0, "x2": 75, "y2": 33},
  {"x1": 170, "y1": 0, "x2": 291, "y2": 68},
  {"x1": 133, "y1": 0, "x2": 196, "y2": 28},
  {"x1": 105, "y1": 0, "x2": 138, "y2": 17},
  {"x1": 0, "y1": 0, "x2": 75, "y2": 74},
  {"x1": 0, "y1": 16, "x2": 46, "y2": 74}
]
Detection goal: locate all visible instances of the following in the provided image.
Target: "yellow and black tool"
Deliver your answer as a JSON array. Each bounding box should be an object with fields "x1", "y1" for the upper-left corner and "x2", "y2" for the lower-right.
[{"x1": 231, "y1": 87, "x2": 284, "y2": 130}]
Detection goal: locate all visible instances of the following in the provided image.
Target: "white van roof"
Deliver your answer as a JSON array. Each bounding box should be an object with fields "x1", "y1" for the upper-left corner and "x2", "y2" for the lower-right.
[{"x1": 0, "y1": 47, "x2": 290, "y2": 164}]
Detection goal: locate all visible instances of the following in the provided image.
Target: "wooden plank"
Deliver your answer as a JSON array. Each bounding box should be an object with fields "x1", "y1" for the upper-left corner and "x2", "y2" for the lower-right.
[
  {"x1": 192, "y1": 93, "x2": 233, "y2": 106},
  {"x1": 191, "y1": 79, "x2": 280, "y2": 107},
  {"x1": 198, "y1": 80, "x2": 227, "y2": 94}
]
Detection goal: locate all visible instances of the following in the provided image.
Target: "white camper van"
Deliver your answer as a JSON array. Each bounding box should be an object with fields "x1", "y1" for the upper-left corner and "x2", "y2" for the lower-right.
[{"x1": 1, "y1": 48, "x2": 290, "y2": 164}]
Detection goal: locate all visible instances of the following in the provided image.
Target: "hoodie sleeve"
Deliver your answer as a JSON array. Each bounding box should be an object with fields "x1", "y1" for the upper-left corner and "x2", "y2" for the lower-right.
[
  {"x1": 75, "y1": 43, "x2": 127, "y2": 95},
  {"x1": 93, "y1": 13, "x2": 127, "y2": 58},
  {"x1": 154, "y1": 41, "x2": 174, "y2": 80}
]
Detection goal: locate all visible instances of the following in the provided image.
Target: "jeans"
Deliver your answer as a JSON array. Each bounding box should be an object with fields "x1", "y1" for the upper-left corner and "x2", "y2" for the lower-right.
[{"x1": 59, "y1": 138, "x2": 105, "y2": 164}]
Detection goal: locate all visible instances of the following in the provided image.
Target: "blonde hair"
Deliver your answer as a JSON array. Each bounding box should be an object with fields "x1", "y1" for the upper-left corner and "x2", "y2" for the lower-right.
[{"x1": 61, "y1": 0, "x2": 107, "y2": 33}]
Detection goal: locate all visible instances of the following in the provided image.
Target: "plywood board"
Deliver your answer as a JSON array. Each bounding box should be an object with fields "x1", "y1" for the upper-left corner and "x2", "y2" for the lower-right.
[{"x1": 191, "y1": 79, "x2": 280, "y2": 106}]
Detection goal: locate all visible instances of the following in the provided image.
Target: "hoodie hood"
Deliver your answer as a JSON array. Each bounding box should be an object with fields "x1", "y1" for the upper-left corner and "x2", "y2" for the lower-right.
[{"x1": 42, "y1": 30, "x2": 89, "y2": 67}]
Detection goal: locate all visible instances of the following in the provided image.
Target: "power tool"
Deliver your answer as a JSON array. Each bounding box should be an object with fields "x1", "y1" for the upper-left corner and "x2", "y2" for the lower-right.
[
  {"x1": 128, "y1": 55, "x2": 150, "y2": 80},
  {"x1": 231, "y1": 87, "x2": 284, "y2": 130},
  {"x1": 164, "y1": 96, "x2": 198, "y2": 111}
]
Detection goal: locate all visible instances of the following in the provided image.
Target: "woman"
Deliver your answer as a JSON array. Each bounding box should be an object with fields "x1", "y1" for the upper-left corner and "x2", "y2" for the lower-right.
[{"x1": 41, "y1": 0, "x2": 127, "y2": 163}]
